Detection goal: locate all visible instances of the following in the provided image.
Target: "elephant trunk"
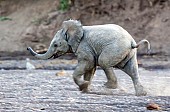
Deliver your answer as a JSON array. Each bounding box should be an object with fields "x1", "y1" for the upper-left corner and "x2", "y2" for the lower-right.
[{"x1": 27, "y1": 43, "x2": 55, "y2": 60}]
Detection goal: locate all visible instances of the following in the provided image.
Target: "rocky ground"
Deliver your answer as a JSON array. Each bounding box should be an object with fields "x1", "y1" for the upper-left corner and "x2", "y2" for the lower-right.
[{"x1": 0, "y1": 57, "x2": 170, "y2": 111}]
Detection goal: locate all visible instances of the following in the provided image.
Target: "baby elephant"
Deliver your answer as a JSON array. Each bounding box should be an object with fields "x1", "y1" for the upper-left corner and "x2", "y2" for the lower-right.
[{"x1": 27, "y1": 20, "x2": 150, "y2": 96}]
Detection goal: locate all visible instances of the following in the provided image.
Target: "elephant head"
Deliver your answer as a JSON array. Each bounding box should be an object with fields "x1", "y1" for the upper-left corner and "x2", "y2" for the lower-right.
[{"x1": 27, "y1": 20, "x2": 84, "y2": 59}]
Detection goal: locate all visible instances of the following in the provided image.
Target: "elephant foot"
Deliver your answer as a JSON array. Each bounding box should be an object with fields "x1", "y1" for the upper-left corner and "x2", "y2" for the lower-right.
[
  {"x1": 79, "y1": 81, "x2": 89, "y2": 92},
  {"x1": 81, "y1": 88, "x2": 89, "y2": 93},
  {"x1": 135, "y1": 84, "x2": 147, "y2": 96},
  {"x1": 104, "y1": 80, "x2": 118, "y2": 89}
]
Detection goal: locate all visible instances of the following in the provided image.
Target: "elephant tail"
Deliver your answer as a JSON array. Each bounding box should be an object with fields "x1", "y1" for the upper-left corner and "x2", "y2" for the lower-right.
[{"x1": 131, "y1": 39, "x2": 151, "y2": 54}]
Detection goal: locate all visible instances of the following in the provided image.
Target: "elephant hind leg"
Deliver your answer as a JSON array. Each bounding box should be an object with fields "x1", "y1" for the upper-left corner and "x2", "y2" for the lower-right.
[
  {"x1": 121, "y1": 54, "x2": 147, "y2": 96},
  {"x1": 98, "y1": 49, "x2": 119, "y2": 89},
  {"x1": 103, "y1": 68, "x2": 118, "y2": 89}
]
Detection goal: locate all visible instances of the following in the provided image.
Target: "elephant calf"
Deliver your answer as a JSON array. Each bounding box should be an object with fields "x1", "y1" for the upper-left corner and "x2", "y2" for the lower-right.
[{"x1": 27, "y1": 20, "x2": 150, "y2": 96}]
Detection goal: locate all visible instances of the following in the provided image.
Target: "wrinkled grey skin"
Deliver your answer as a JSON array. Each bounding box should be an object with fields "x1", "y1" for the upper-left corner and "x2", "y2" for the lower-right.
[{"x1": 27, "y1": 20, "x2": 151, "y2": 96}]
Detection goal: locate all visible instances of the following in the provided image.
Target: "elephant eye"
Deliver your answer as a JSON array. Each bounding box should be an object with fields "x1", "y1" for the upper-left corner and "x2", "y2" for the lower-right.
[{"x1": 54, "y1": 43, "x2": 58, "y2": 47}]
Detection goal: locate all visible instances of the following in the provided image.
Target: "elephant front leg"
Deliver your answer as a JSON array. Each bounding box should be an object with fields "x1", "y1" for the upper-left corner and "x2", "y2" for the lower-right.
[
  {"x1": 73, "y1": 63, "x2": 93, "y2": 92},
  {"x1": 103, "y1": 68, "x2": 118, "y2": 89},
  {"x1": 83, "y1": 67, "x2": 96, "y2": 92}
]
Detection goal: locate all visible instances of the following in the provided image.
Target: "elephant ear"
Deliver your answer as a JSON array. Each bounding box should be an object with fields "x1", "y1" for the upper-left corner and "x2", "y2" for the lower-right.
[{"x1": 62, "y1": 20, "x2": 83, "y2": 53}]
